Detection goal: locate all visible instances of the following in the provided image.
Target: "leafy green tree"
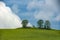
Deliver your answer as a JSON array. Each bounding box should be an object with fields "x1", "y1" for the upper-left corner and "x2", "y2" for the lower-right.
[
  {"x1": 22, "y1": 20, "x2": 28, "y2": 28},
  {"x1": 44, "y1": 20, "x2": 51, "y2": 29},
  {"x1": 37, "y1": 19, "x2": 44, "y2": 28}
]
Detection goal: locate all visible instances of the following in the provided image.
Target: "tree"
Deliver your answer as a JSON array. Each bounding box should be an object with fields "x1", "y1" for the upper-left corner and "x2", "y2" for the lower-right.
[
  {"x1": 22, "y1": 20, "x2": 28, "y2": 28},
  {"x1": 33, "y1": 25, "x2": 36, "y2": 28},
  {"x1": 37, "y1": 19, "x2": 44, "y2": 28},
  {"x1": 44, "y1": 20, "x2": 51, "y2": 29}
]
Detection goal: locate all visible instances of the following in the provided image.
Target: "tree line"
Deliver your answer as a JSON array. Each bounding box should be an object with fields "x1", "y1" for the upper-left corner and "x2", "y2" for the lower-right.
[{"x1": 21, "y1": 19, "x2": 51, "y2": 30}]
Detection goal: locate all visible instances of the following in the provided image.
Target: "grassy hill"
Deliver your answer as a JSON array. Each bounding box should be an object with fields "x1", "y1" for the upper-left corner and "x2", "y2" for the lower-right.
[{"x1": 0, "y1": 28, "x2": 60, "y2": 40}]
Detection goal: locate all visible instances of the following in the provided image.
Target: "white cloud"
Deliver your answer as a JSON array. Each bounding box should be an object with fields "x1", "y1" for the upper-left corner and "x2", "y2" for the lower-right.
[
  {"x1": 27, "y1": 0, "x2": 45, "y2": 11},
  {"x1": 0, "y1": 2, "x2": 22, "y2": 29},
  {"x1": 55, "y1": 15, "x2": 60, "y2": 21},
  {"x1": 34, "y1": 11, "x2": 54, "y2": 20},
  {"x1": 27, "y1": 0, "x2": 59, "y2": 21},
  {"x1": 27, "y1": 23, "x2": 33, "y2": 27}
]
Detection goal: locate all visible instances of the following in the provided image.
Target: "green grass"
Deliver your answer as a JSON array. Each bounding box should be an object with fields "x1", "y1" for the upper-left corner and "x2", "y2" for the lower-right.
[{"x1": 0, "y1": 28, "x2": 60, "y2": 40}]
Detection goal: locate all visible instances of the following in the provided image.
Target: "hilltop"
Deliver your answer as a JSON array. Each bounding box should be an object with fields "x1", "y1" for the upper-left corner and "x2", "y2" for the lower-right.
[{"x1": 0, "y1": 28, "x2": 60, "y2": 40}]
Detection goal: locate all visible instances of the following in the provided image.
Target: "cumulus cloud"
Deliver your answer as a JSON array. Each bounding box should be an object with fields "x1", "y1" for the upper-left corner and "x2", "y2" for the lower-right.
[
  {"x1": 2, "y1": 0, "x2": 60, "y2": 29},
  {"x1": 0, "y1": 2, "x2": 22, "y2": 29},
  {"x1": 27, "y1": 23, "x2": 33, "y2": 27}
]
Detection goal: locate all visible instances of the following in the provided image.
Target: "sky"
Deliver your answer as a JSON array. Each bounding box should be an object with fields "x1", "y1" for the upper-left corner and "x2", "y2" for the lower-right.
[{"x1": 0, "y1": 0, "x2": 60, "y2": 30}]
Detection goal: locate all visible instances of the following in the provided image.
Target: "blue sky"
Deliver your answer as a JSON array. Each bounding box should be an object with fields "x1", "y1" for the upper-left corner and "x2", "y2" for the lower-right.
[{"x1": 0, "y1": 0, "x2": 60, "y2": 30}]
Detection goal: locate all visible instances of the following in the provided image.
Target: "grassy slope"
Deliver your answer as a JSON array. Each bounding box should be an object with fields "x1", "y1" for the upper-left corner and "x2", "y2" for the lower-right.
[{"x1": 0, "y1": 28, "x2": 60, "y2": 40}]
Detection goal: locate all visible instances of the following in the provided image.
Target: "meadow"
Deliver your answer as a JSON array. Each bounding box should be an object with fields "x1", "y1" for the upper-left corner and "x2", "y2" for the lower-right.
[{"x1": 0, "y1": 28, "x2": 60, "y2": 40}]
